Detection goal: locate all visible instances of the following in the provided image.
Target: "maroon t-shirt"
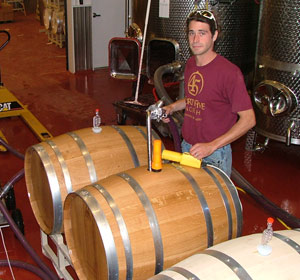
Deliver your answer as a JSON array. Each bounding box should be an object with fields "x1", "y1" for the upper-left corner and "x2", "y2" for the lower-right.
[{"x1": 182, "y1": 54, "x2": 253, "y2": 144}]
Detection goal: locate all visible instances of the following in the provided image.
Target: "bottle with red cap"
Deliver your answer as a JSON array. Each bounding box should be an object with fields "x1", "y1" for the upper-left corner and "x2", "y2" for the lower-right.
[
  {"x1": 92, "y1": 108, "x2": 102, "y2": 133},
  {"x1": 261, "y1": 217, "x2": 274, "y2": 245},
  {"x1": 257, "y1": 217, "x2": 274, "y2": 256}
]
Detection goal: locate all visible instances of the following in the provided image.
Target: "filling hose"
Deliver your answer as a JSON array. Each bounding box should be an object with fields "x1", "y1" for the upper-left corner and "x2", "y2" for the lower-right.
[
  {"x1": 153, "y1": 61, "x2": 185, "y2": 124},
  {"x1": 0, "y1": 260, "x2": 51, "y2": 280},
  {"x1": 167, "y1": 116, "x2": 182, "y2": 153},
  {"x1": 231, "y1": 167, "x2": 300, "y2": 229},
  {"x1": 0, "y1": 137, "x2": 24, "y2": 160},
  {"x1": 0, "y1": 192, "x2": 59, "y2": 280},
  {"x1": 0, "y1": 30, "x2": 10, "y2": 51},
  {"x1": 0, "y1": 169, "x2": 24, "y2": 199}
]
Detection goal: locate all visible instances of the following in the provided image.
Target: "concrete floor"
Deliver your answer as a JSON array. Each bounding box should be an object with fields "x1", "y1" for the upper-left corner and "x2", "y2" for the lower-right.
[{"x1": 0, "y1": 12, "x2": 299, "y2": 280}]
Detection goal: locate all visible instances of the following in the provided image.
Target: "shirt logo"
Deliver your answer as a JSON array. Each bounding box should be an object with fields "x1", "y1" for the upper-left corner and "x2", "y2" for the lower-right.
[{"x1": 188, "y1": 71, "x2": 204, "y2": 96}]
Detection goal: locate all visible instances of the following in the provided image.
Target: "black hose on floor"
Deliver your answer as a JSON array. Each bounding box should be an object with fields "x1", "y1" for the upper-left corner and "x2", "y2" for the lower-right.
[
  {"x1": 0, "y1": 137, "x2": 25, "y2": 160},
  {"x1": 0, "y1": 171, "x2": 59, "y2": 280},
  {"x1": 231, "y1": 167, "x2": 300, "y2": 229},
  {"x1": 0, "y1": 30, "x2": 10, "y2": 51},
  {"x1": 0, "y1": 260, "x2": 51, "y2": 280},
  {"x1": 0, "y1": 198, "x2": 59, "y2": 280},
  {"x1": 0, "y1": 169, "x2": 24, "y2": 199}
]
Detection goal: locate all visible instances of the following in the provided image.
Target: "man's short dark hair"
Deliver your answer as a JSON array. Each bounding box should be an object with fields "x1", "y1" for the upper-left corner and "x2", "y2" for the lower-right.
[{"x1": 186, "y1": 10, "x2": 218, "y2": 36}]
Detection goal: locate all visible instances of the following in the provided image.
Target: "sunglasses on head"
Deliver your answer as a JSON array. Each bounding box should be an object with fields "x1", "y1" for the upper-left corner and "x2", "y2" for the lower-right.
[{"x1": 188, "y1": 9, "x2": 218, "y2": 30}]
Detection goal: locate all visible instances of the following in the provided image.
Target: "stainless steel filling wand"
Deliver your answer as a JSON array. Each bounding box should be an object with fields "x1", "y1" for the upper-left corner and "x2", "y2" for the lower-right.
[{"x1": 146, "y1": 99, "x2": 167, "y2": 171}]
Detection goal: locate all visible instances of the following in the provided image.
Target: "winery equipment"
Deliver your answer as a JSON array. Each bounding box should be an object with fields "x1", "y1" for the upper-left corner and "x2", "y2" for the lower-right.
[{"x1": 252, "y1": 0, "x2": 300, "y2": 146}]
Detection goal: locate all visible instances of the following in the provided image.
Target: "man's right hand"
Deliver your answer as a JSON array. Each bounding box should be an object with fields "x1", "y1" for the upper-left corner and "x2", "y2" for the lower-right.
[
  {"x1": 161, "y1": 99, "x2": 186, "y2": 123},
  {"x1": 162, "y1": 105, "x2": 173, "y2": 123}
]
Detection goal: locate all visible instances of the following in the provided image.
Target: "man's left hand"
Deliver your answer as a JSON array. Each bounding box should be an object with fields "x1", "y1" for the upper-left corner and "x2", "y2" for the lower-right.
[{"x1": 190, "y1": 143, "x2": 216, "y2": 159}]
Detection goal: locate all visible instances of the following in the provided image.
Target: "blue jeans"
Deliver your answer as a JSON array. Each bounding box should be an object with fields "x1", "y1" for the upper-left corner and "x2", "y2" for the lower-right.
[{"x1": 181, "y1": 139, "x2": 232, "y2": 177}]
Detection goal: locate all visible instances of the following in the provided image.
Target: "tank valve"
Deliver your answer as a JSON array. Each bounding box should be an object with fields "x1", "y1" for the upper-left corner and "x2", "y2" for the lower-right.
[
  {"x1": 286, "y1": 120, "x2": 296, "y2": 146},
  {"x1": 253, "y1": 80, "x2": 297, "y2": 117}
]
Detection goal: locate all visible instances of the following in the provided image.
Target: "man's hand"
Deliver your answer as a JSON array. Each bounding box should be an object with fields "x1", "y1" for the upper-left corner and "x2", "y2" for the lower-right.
[
  {"x1": 162, "y1": 99, "x2": 186, "y2": 123},
  {"x1": 190, "y1": 142, "x2": 216, "y2": 159},
  {"x1": 189, "y1": 108, "x2": 256, "y2": 159},
  {"x1": 161, "y1": 105, "x2": 173, "y2": 123}
]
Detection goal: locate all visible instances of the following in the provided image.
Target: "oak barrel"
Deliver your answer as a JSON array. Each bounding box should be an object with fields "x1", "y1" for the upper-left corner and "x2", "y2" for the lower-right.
[
  {"x1": 149, "y1": 229, "x2": 300, "y2": 280},
  {"x1": 51, "y1": 9, "x2": 64, "y2": 34},
  {"x1": 63, "y1": 163, "x2": 242, "y2": 280},
  {"x1": 43, "y1": 7, "x2": 52, "y2": 30},
  {"x1": 25, "y1": 125, "x2": 161, "y2": 234}
]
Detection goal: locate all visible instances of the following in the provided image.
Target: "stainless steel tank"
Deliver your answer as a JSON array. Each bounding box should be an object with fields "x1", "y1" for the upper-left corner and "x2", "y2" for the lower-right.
[
  {"x1": 252, "y1": 0, "x2": 300, "y2": 145},
  {"x1": 132, "y1": 0, "x2": 259, "y2": 79}
]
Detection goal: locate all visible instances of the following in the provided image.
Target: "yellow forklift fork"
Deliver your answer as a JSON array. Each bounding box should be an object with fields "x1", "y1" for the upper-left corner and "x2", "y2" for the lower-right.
[
  {"x1": 0, "y1": 130, "x2": 7, "y2": 151},
  {"x1": 0, "y1": 86, "x2": 53, "y2": 150}
]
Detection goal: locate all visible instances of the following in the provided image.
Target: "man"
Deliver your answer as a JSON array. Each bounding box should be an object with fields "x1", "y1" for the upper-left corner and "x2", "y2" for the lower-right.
[{"x1": 163, "y1": 9, "x2": 256, "y2": 176}]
